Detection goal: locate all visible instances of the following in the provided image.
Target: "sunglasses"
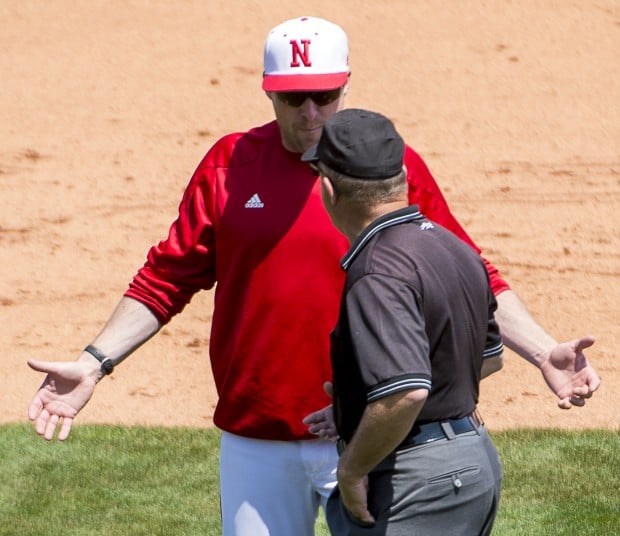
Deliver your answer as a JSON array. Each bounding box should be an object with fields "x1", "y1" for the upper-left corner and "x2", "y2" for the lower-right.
[{"x1": 275, "y1": 87, "x2": 342, "y2": 108}]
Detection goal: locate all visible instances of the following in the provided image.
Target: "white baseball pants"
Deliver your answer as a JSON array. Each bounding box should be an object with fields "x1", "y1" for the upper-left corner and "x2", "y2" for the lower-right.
[{"x1": 219, "y1": 431, "x2": 338, "y2": 536}]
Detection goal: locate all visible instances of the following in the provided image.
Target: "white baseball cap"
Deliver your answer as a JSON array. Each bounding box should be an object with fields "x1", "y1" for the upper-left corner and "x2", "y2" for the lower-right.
[{"x1": 262, "y1": 16, "x2": 349, "y2": 92}]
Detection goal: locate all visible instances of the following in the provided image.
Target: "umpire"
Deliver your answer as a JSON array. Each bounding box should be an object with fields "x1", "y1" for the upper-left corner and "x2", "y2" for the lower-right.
[{"x1": 302, "y1": 108, "x2": 505, "y2": 535}]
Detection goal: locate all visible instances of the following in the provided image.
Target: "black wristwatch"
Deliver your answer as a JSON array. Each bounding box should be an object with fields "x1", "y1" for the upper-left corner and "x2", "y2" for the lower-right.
[{"x1": 84, "y1": 345, "x2": 115, "y2": 375}]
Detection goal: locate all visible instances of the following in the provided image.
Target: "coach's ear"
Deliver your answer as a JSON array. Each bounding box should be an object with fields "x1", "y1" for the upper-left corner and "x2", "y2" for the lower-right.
[{"x1": 342, "y1": 74, "x2": 350, "y2": 97}]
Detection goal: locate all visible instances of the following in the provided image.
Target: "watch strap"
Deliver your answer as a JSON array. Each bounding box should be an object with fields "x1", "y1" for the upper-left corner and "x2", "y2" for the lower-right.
[{"x1": 84, "y1": 345, "x2": 114, "y2": 375}]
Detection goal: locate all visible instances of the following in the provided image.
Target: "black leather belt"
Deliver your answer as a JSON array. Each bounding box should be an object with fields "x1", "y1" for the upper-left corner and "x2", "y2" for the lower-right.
[
  {"x1": 398, "y1": 412, "x2": 483, "y2": 450},
  {"x1": 337, "y1": 410, "x2": 484, "y2": 455}
]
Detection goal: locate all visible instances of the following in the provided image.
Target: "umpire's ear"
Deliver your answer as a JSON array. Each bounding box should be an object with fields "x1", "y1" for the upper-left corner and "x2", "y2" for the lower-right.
[{"x1": 320, "y1": 176, "x2": 337, "y2": 207}]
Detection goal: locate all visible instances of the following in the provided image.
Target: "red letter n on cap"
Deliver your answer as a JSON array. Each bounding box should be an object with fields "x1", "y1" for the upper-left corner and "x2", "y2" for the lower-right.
[{"x1": 290, "y1": 39, "x2": 312, "y2": 67}]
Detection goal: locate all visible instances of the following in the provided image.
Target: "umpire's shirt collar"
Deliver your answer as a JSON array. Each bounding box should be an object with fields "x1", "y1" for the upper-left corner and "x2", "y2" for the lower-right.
[{"x1": 341, "y1": 205, "x2": 425, "y2": 271}]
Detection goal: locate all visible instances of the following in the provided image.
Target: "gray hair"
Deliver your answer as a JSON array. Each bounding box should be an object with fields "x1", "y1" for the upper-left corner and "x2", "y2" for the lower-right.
[{"x1": 320, "y1": 164, "x2": 407, "y2": 205}]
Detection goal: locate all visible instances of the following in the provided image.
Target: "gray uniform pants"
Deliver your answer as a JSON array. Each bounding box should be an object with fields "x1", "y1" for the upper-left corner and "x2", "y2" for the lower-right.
[{"x1": 326, "y1": 426, "x2": 502, "y2": 535}]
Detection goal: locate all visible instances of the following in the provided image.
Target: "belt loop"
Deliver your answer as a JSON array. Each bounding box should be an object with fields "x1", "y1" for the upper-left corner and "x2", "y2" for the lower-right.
[
  {"x1": 473, "y1": 408, "x2": 484, "y2": 426},
  {"x1": 440, "y1": 421, "x2": 456, "y2": 440},
  {"x1": 470, "y1": 409, "x2": 483, "y2": 435},
  {"x1": 469, "y1": 416, "x2": 481, "y2": 435}
]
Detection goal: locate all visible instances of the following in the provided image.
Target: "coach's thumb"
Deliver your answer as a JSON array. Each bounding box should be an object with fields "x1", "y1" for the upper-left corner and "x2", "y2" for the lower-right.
[{"x1": 27, "y1": 359, "x2": 55, "y2": 373}]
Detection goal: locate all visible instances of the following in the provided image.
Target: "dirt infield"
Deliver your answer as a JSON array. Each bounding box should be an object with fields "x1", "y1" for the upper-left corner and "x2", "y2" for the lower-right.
[{"x1": 1, "y1": 1, "x2": 618, "y2": 432}]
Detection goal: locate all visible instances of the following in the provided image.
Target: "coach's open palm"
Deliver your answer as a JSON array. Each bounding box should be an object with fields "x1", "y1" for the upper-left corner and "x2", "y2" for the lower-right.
[
  {"x1": 27, "y1": 358, "x2": 99, "y2": 441},
  {"x1": 539, "y1": 336, "x2": 601, "y2": 409}
]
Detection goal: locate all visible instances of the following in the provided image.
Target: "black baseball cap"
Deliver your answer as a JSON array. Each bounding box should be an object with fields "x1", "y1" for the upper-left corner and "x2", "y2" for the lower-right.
[{"x1": 301, "y1": 108, "x2": 405, "y2": 179}]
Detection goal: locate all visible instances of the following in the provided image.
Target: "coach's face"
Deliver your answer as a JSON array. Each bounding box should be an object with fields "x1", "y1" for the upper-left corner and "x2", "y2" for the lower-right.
[{"x1": 267, "y1": 83, "x2": 348, "y2": 154}]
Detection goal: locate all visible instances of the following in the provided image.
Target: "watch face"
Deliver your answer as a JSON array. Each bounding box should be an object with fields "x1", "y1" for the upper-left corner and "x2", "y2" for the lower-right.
[{"x1": 101, "y1": 359, "x2": 114, "y2": 375}]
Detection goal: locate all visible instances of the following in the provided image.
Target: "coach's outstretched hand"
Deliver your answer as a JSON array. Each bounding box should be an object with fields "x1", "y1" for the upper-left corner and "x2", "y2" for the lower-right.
[
  {"x1": 539, "y1": 336, "x2": 601, "y2": 409},
  {"x1": 27, "y1": 357, "x2": 100, "y2": 441}
]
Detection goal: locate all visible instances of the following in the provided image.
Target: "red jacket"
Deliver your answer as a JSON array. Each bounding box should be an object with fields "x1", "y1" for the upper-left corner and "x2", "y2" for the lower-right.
[{"x1": 125, "y1": 120, "x2": 508, "y2": 440}]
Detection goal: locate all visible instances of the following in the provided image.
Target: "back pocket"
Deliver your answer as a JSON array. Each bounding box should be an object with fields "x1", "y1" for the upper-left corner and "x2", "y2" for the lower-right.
[{"x1": 423, "y1": 465, "x2": 482, "y2": 500}]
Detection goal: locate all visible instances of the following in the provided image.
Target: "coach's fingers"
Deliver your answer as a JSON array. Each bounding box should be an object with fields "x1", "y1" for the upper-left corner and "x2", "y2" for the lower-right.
[
  {"x1": 44, "y1": 414, "x2": 60, "y2": 441},
  {"x1": 302, "y1": 409, "x2": 323, "y2": 426},
  {"x1": 58, "y1": 417, "x2": 73, "y2": 441},
  {"x1": 572, "y1": 384, "x2": 594, "y2": 398},
  {"x1": 558, "y1": 394, "x2": 587, "y2": 409},
  {"x1": 34, "y1": 408, "x2": 50, "y2": 436},
  {"x1": 586, "y1": 372, "x2": 602, "y2": 393},
  {"x1": 305, "y1": 420, "x2": 324, "y2": 434},
  {"x1": 28, "y1": 394, "x2": 44, "y2": 421},
  {"x1": 305, "y1": 421, "x2": 337, "y2": 440},
  {"x1": 557, "y1": 397, "x2": 572, "y2": 410}
]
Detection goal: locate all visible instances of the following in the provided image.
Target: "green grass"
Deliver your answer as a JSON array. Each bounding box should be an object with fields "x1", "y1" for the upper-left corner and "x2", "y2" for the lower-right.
[
  {"x1": 0, "y1": 425, "x2": 221, "y2": 535},
  {"x1": 1, "y1": 425, "x2": 617, "y2": 535},
  {"x1": 491, "y1": 429, "x2": 620, "y2": 535}
]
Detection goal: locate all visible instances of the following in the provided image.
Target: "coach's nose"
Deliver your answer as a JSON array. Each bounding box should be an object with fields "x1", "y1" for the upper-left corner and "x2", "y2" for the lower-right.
[{"x1": 299, "y1": 98, "x2": 321, "y2": 121}]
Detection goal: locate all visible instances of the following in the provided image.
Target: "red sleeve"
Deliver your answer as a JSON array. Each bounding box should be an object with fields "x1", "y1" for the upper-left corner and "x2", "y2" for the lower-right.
[
  {"x1": 124, "y1": 153, "x2": 219, "y2": 324},
  {"x1": 404, "y1": 146, "x2": 510, "y2": 295}
]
